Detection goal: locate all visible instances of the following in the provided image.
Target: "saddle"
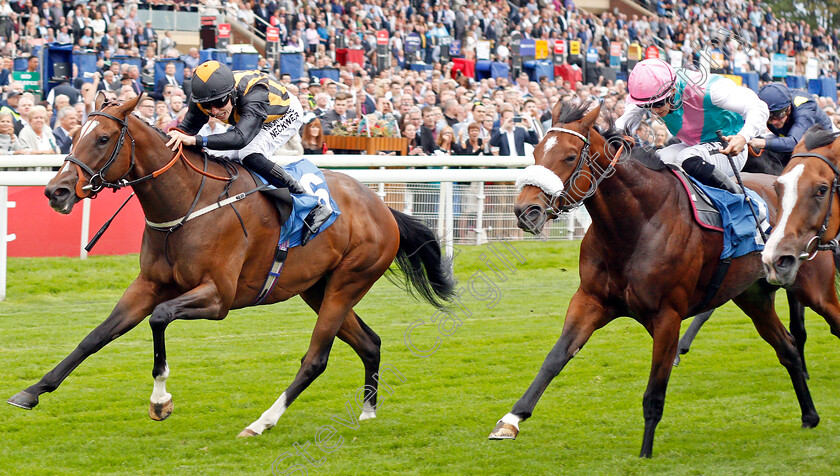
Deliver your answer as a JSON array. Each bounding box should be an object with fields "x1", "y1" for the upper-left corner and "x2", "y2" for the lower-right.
[{"x1": 669, "y1": 166, "x2": 723, "y2": 231}]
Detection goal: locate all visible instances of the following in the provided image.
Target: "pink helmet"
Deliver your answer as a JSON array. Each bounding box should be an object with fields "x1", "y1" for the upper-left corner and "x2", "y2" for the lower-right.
[{"x1": 626, "y1": 59, "x2": 677, "y2": 106}]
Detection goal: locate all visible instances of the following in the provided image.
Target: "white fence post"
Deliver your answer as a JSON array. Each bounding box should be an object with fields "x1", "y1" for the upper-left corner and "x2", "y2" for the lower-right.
[
  {"x1": 444, "y1": 181, "x2": 454, "y2": 262},
  {"x1": 475, "y1": 182, "x2": 486, "y2": 245},
  {"x1": 80, "y1": 198, "x2": 91, "y2": 259},
  {"x1": 0, "y1": 186, "x2": 16, "y2": 301}
]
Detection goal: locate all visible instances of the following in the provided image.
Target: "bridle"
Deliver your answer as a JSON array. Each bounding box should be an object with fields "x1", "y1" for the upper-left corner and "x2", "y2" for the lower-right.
[
  {"x1": 542, "y1": 125, "x2": 623, "y2": 213},
  {"x1": 789, "y1": 151, "x2": 840, "y2": 260},
  {"x1": 63, "y1": 106, "x2": 230, "y2": 199}
]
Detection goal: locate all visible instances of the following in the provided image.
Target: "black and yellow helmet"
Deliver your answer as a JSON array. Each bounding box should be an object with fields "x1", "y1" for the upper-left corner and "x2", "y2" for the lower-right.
[{"x1": 192, "y1": 60, "x2": 235, "y2": 104}]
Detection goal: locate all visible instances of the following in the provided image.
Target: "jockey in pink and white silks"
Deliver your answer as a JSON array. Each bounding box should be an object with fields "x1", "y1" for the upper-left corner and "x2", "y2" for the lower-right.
[{"x1": 616, "y1": 59, "x2": 769, "y2": 193}]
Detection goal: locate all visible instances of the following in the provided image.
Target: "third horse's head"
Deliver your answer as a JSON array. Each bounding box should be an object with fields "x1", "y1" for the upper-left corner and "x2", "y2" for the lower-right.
[
  {"x1": 514, "y1": 101, "x2": 602, "y2": 234},
  {"x1": 762, "y1": 128, "x2": 840, "y2": 285}
]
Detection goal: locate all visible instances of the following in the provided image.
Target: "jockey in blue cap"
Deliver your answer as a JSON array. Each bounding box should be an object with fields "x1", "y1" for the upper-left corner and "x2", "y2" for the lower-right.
[{"x1": 748, "y1": 83, "x2": 838, "y2": 162}]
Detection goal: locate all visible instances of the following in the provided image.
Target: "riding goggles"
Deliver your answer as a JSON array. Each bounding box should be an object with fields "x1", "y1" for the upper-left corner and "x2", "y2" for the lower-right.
[
  {"x1": 769, "y1": 107, "x2": 790, "y2": 119},
  {"x1": 200, "y1": 94, "x2": 230, "y2": 110},
  {"x1": 643, "y1": 95, "x2": 672, "y2": 109}
]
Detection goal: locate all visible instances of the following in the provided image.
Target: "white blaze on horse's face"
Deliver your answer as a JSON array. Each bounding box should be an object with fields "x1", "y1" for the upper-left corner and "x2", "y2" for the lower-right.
[
  {"x1": 763, "y1": 164, "x2": 805, "y2": 261},
  {"x1": 79, "y1": 119, "x2": 100, "y2": 141},
  {"x1": 542, "y1": 135, "x2": 557, "y2": 155}
]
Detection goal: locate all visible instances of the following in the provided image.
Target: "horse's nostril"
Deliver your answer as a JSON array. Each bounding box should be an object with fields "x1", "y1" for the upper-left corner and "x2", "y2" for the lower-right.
[
  {"x1": 517, "y1": 204, "x2": 546, "y2": 233},
  {"x1": 776, "y1": 255, "x2": 796, "y2": 270}
]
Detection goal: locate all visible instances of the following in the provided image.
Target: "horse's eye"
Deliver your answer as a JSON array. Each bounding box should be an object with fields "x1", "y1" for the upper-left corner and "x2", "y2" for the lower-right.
[
  {"x1": 565, "y1": 154, "x2": 577, "y2": 163},
  {"x1": 98, "y1": 136, "x2": 109, "y2": 145},
  {"x1": 817, "y1": 184, "x2": 829, "y2": 197}
]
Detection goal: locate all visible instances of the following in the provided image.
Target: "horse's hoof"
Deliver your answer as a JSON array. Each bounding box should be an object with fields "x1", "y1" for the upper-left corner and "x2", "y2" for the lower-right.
[
  {"x1": 359, "y1": 411, "x2": 377, "y2": 421},
  {"x1": 237, "y1": 428, "x2": 258, "y2": 438},
  {"x1": 488, "y1": 421, "x2": 519, "y2": 440},
  {"x1": 7, "y1": 391, "x2": 38, "y2": 410},
  {"x1": 802, "y1": 414, "x2": 820, "y2": 429},
  {"x1": 149, "y1": 399, "x2": 174, "y2": 421},
  {"x1": 673, "y1": 355, "x2": 681, "y2": 367}
]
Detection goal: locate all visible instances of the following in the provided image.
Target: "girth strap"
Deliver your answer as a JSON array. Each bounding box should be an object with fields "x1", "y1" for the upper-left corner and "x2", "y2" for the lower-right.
[
  {"x1": 691, "y1": 258, "x2": 732, "y2": 317},
  {"x1": 145, "y1": 186, "x2": 266, "y2": 231},
  {"x1": 254, "y1": 238, "x2": 290, "y2": 305}
]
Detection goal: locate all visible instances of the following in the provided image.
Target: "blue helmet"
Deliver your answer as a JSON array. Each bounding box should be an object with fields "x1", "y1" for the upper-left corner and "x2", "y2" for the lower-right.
[{"x1": 758, "y1": 83, "x2": 791, "y2": 113}]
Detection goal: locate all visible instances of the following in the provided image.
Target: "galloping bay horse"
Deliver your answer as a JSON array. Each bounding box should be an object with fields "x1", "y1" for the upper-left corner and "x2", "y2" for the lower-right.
[
  {"x1": 8, "y1": 93, "x2": 455, "y2": 437},
  {"x1": 489, "y1": 101, "x2": 840, "y2": 457}
]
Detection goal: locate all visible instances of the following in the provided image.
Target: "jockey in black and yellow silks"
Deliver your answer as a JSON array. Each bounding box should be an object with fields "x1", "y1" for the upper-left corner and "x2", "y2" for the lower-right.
[{"x1": 166, "y1": 60, "x2": 331, "y2": 245}]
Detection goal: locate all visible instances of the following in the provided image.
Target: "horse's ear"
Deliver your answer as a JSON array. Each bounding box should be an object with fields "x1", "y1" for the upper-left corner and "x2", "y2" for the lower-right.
[
  {"x1": 551, "y1": 98, "x2": 564, "y2": 125},
  {"x1": 94, "y1": 91, "x2": 106, "y2": 110},
  {"x1": 115, "y1": 93, "x2": 143, "y2": 118},
  {"x1": 831, "y1": 132, "x2": 840, "y2": 164},
  {"x1": 581, "y1": 103, "x2": 602, "y2": 130}
]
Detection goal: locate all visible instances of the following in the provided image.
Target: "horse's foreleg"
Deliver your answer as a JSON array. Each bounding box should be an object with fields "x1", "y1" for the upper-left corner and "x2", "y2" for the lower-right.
[
  {"x1": 639, "y1": 311, "x2": 682, "y2": 458},
  {"x1": 489, "y1": 291, "x2": 612, "y2": 440},
  {"x1": 8, "y1": 277, "x2": 158, "y2": 410},
  {"x1": 148, "y1": 282, "x2": 225, "y2": 421},
  {"x1": 733, "y1": 287, "x2": 819, "y2": 428},
  {"x1": 674, "y1": 310, "x2": 714, "y2": 366},
  {"x1": 785, "y1": 291, "x2": 808, "y2": 379}
]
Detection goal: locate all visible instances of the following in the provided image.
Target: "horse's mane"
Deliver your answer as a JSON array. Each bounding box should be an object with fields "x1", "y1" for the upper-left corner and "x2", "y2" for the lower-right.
[
  {"x1": 555, "y1": 100, "x2": 592, "y2": 124},
  {"x1": 803, "y1": 125, "x2": 840, "y2": 151},
  {"x1": 554, "y1": 100, "x2": 667, "y2": 171}
]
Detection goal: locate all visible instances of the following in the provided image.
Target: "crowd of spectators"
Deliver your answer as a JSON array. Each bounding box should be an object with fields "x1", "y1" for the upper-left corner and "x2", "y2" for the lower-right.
[
  {"x1": 0, "y1": 0, "x2": 837, "y2": 157},
  {"x1": 225, "y1": 0, "x2": 840, "y2": 155}
]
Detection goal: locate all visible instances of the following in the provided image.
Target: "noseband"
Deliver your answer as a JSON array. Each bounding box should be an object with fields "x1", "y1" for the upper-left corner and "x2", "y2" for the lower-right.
[
  {"x1": 790, "y1": 152, "x2": 840, "y2": 260},
  {"x1": 541, "y1": 125, "x2": 620, "y2": 213}
]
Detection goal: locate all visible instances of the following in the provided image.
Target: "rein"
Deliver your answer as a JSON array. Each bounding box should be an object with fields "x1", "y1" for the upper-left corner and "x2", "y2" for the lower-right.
[
  {"x1": 790, "y1": 152, "x2": 840, "y2": 260},
  {"x1": 65, "y1": 105, "x2": 254, "y2": 255},
  {"x1": 65, "y1": 111, "x2": 232, "y2": 199},
  {"x1": 542, "y1": 125, "x2": 623, "y2": 213}
]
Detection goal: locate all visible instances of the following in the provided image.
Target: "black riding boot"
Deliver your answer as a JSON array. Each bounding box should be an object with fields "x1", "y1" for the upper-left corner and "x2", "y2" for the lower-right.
[
  {"x1": 682, "y1": 156, "x2": 742, "y2": 194},
  {"x1": 242, "y1": 153, "x2": 331, "y2": 245},
  {"x1": 242, "y1": 153, "x2": 306, "y2": 194}
]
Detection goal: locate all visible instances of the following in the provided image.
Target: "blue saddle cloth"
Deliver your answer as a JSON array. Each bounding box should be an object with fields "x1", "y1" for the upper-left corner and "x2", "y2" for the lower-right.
[
  {"x1": 687, "y1": 177, "x2": 768, "y2": 259},
  {"x1": 255, "y1": 158, "x2": 341, "y2": 248}
]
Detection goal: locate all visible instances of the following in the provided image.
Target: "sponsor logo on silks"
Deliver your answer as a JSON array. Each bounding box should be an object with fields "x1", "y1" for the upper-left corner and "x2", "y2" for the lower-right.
[{"x1": 268, "y1": 111, "x2": 300, "y2": 138}]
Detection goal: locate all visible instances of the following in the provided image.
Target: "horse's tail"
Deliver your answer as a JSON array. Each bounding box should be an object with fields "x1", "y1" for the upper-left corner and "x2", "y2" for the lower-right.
[{"x1": 387, "y1": 208, "x2": 456, "y2": 308}]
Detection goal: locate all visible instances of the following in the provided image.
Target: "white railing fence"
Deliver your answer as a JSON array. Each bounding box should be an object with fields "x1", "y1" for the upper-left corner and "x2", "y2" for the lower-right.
[{"x1": 0, "y1": 154, "x2": 591, "y2": 301}]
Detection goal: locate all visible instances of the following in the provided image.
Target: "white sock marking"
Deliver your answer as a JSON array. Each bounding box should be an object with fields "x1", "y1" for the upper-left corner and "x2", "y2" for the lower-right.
[
  {"x1": 359, "y1": 400, "x2": 377, "y2": 421},
  {"x1": 246, "y1": 392, "x2": 287, "y2": 435},
  {"x1": 150, "y1": 364, "x2": 171, "y2": 404},
  {"x1": 500, "y1": 412, "x2": 521, "y2": 430}
]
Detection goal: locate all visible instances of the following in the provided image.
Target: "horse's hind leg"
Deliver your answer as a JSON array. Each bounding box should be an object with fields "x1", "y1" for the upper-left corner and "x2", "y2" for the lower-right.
[
  {"x1": 786, "y1": 291, "x2": 808, "y2": 379},
  {"x1": 147, "y1": 282, "x2": 227, "y2": 421},
  {"x1": 338, "y1": 313, "x2": 381, "y2": 420},
  {"x1": 239, "y1": 269, "x2": 383, "y2": 437},
  {"x1": 300, "y1": 284, "x2": 382, "y2": 421},
  {"x1": 733, "y1": 285, "x2": 819, "y2": 428},
  {"x1": 489, "y1": 291, "x2": 612, "y2": 440},
  {"x1": 674, "y1": 310, "x2": 714, "y2": 366}
]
